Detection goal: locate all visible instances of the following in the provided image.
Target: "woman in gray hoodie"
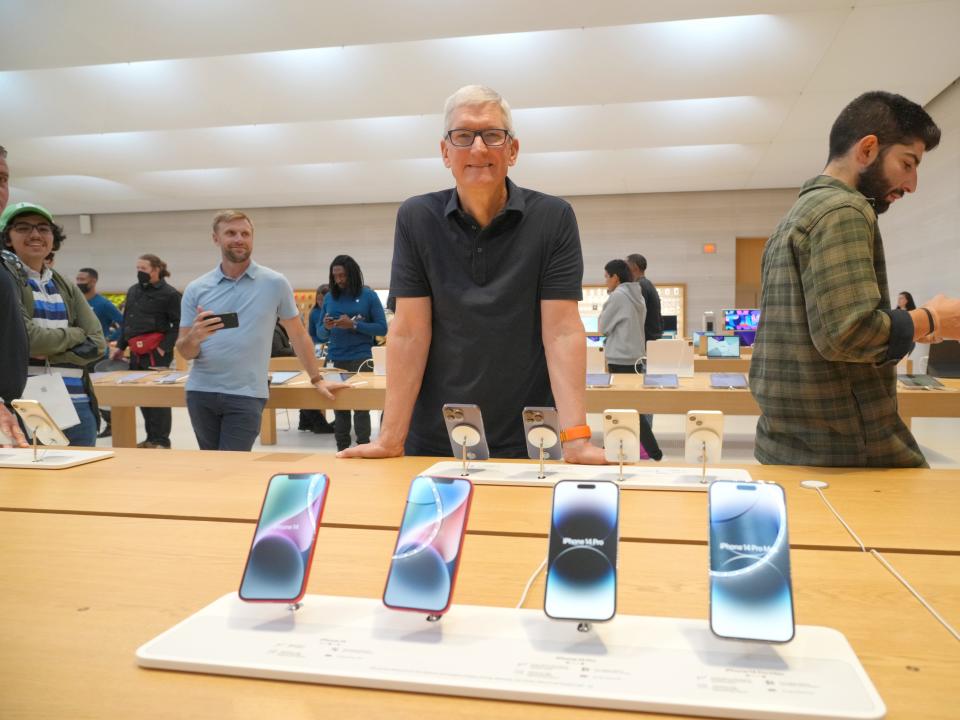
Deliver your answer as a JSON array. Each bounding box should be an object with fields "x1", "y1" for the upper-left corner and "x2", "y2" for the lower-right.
[{"x1": 599, "y1": 259, "x2": 646, "y2": 373}]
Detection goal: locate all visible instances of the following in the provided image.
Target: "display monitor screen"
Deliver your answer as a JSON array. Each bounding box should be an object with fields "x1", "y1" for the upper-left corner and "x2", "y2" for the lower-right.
[
  {"x1": 723, "y1": 309, "x2": 760, "y2": 331},
  {"x1": 662, "y1": 315, "x2": 678, "y2": 333},
  {"x1": 707, "y1": 335, "x2": 741, "y2": 358},
  {"x1": 928, "y1": 340, "x2": 960, "y2": 378},
  {"x1": 643, "y1": 374, "x2": 679, "y2": 388},
  {"x1": 734, "y1": 330, "x2": 757, "y2": 347},
  {"x1": 710, "y1": 373, "x2": 748, "y2": 389}
]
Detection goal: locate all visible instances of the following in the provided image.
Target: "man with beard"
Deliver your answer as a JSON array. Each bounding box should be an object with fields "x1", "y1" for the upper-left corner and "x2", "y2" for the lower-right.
[
  {"x1": 750, "y1": 91, "x2": 960, "y2": 467},
  {"x1": 176, "y1": 210, "x2": 348, "y2": 451}
]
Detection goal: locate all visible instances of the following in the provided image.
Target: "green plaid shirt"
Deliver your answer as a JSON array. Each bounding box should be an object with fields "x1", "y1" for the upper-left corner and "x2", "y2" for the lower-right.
[{"x1": 749, "y1": 175, "x2": 926, "y2": 468}]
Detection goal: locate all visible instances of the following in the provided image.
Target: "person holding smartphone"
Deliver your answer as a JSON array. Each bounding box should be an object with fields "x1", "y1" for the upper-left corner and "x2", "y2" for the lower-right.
[
  {"x1": 176, "y1": 211, "x2": 349, "y2": 452},
  {"x1": 320, "y1": 255, "x2": 387, "y2": 451}
]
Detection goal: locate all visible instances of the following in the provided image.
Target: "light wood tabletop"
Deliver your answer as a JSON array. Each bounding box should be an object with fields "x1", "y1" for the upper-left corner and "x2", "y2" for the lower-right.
[
  {"x1": 92, "y1": 371, "x2": 959, "y2": 447},
  {"x1": 1, "y1": 512, "x2": 957, "y2": 720},
  {"x1": 2, "y1": 448, "x2": 960, "y2": 552}
]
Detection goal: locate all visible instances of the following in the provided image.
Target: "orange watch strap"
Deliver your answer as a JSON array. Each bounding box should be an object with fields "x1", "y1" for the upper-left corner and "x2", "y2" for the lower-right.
[{"x1": 559, "y1": 424, "x2": 591, "y2": 444}]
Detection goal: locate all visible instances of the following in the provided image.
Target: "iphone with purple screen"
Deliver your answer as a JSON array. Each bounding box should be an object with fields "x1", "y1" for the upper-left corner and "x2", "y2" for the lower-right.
[
  {"x1": 383, "y1": 476, "x2": 474, "y2": 615},
  {"x1": 239, "y1": 473, "x2": 329, "y2": 603}
]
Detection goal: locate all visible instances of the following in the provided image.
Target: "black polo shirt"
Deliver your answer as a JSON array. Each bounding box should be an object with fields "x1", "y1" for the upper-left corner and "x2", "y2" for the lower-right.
[{"x1": 390, "y1": 177, "x2": 584, "y2": 458}]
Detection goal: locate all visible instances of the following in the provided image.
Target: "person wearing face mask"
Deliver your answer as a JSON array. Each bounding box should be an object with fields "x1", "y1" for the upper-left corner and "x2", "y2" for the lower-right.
[
  {"x1": 77, "y1": 267, "x2": 122, "y2": 350},
  {"x1": 113, "y1": 254, "x2": 181, "y2": 448}
]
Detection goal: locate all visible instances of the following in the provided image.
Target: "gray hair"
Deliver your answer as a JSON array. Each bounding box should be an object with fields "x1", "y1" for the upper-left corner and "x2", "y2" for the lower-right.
[{"x1": 443, "y1": 85, "x2": 514, "y2": 137}]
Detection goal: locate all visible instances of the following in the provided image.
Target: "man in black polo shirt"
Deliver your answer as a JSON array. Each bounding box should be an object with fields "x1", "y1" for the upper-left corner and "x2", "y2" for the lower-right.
[{"x1": 341, "y1": 85, "x2": 603, "y2": 462}]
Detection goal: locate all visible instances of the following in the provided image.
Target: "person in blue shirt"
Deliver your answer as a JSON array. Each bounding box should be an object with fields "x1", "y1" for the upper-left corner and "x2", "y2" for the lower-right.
[
  {"x1": 76, "y1": 267, "x2": 123, "y2": 438},
  {"x1": 321, "y1": 255, "x2": 387, "y2": 451},
  {"x1": 299, "y1": 283, "x2": 334, "y2": 434},
  {"x1": 76, "y1": 268, "x2": 122, "y2": 347}
]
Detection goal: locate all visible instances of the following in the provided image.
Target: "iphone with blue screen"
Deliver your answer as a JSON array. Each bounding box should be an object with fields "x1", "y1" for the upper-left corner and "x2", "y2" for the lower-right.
[
  {"x1": 239, "y1": 473, "x2": 330, "y2": 603},
  {"x1": 544, "y1": 480, "x2": 619, "y2": 622},
  {"x1": 709, "y1": 480, "x2": 795, "y2": 642},
  {"x1": 383, "y1": 476, "x2": 474, "y2": 615}
]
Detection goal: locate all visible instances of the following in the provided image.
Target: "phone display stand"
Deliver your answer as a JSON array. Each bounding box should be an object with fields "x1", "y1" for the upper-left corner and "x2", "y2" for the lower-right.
[
  {"x1": 138, "y1": 593, "x2": 885, "y2": 720},
  {"x1": 526, "y1": 426, "x2": 558, "y2": 480},
  {"x1": 686, "y1": 429, "x2": 722, "y2": 484},
  {"x1": 0, "y1": 447, "x2": 114, "y2": 470},
  {"x1": 449, "y1": 424, "x2": 481, "y2": 476},
  {"x1": 604, "y1": 427, "x2": 637, "y2": 483},
  {"x1": 420, "y1": 461, "x2": 752, "y2": 492}
]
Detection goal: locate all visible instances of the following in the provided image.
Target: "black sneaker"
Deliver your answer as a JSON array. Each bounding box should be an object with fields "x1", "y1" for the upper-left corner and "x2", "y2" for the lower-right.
[{"x1": 98, "y1": 426, "x2": 112, "y2": 438}]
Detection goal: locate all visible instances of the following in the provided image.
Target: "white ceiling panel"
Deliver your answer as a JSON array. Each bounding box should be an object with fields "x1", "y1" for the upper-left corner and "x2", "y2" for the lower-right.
[
  {"x1": 1, "y1": 1, "x2": 957, "y2": 214},
  {"x1": 0, "y1": 0, "x2": 855, "y2": 70}
]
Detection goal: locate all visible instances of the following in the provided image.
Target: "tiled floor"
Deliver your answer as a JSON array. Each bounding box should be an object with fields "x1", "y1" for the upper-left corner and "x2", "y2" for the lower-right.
[{"x1": 97, "y1": 408, "x2": 960, "y2": 469}]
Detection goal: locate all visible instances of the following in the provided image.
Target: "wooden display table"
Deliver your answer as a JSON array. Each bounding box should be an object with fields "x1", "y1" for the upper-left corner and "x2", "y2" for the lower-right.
[
  {"x1": 0, "y1": 511, "x2": 957, "y2": 720},
  {"x1": 3, "y1": 448, "x2": 960, "y2": 553},
  {"x1": 92, "y1": 372, "x2": 960, "y2": 448}
]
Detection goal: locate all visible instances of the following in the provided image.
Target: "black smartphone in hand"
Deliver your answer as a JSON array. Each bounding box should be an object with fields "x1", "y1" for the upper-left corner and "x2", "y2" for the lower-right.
[{"x1": 217, "y1": 312, "x2": 239, "y2": 329}]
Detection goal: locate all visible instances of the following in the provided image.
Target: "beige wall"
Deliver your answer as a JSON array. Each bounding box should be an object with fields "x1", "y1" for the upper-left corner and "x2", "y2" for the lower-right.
[
  {"x1": 881, "y1": 79, "x2": 960, "y2": 362},
  {"x1": 51, "y1": 187, "x2": 798, "y2": 332}
]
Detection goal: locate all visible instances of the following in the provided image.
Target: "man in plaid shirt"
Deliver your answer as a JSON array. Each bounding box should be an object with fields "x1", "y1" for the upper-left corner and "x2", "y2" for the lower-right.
[{"x1": 751, "y1": 91, "x2": 960, "y2": 467}]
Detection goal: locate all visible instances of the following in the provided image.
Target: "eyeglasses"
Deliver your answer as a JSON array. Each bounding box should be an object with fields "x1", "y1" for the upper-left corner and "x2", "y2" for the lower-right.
[
  {"x1": 446, "y1": 128, "x2": 511, "y2": 147},
  {"x1": 10, "y1": 222, "x2": 54, "y2": 236}
]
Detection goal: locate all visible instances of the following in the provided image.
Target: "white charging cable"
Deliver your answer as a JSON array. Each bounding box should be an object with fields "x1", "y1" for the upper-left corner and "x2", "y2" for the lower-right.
[
  {"x1": 516, "y1": 557, "x2": 547, "y2": 609},
  {"x1": 803, "y1": 480, "x2": 959, "y2": 642}
]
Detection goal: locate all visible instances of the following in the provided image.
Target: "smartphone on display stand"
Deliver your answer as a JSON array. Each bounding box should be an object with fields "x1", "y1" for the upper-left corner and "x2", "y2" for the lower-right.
[
  {"x1": 544, "y1": 480, "x2": 619, "y2": 623},
  {"x1": 522, "y1": 407, "x2": 562, "y2": 460},
  {"x1": 238, "y1": 473, "x2": 330, "y2": 603},
  {"x1": 603, "y1": 409, "x2": 641, "y2": 463},
  {"x1": 442, "y1": 403, "x2": 490, "y2": 461},
  {"x1": 708, "y1": 480, "x2": 795, "y2": 643},
  {"x1": 383, "y1": 476, "x2": 474, "y2": 615},
  {"x1": 11, "y1": 399, "x2": 70, "y2": 445}
]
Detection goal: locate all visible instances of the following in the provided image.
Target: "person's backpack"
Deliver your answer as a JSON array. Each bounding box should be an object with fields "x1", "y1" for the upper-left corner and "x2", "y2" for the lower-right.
[{"x1": 271, "y1": 322, "x2": 295, "y2": 357}]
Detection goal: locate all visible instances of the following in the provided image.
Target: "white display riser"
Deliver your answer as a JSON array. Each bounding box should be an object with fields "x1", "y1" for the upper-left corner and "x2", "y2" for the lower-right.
[
  {"x1": 0, "y1": 448, "x2": 114, "y2": 469},
  {"x1": 421, "y1": 460, "x2": 752, "y2": 492},
  {"x1": 138, "y1": 593, "x2": 884, "y2": 720}
]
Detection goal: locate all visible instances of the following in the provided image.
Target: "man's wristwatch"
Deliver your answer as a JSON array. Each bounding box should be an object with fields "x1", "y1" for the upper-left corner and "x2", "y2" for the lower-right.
[
  {"x1": 309, "y1": 373, "x2": 323, "y2": 385},
  {"x1": 559, "y1": 424, "x2": 592, "y2": 444}
]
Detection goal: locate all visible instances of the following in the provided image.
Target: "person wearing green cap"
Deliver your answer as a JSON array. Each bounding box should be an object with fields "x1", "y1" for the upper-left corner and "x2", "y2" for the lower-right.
[{"x1": 1, "y1": 201, "x2": 106, "y2": 446}]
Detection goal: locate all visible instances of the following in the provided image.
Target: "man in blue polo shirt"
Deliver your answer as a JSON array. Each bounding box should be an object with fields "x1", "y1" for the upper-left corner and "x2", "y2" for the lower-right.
[
  {"x1": 341, "y1": 85, "x2": 605, "y2": 462},
  {"x1": 176, "y1": 210, "x2": 348, "y2": 451}
]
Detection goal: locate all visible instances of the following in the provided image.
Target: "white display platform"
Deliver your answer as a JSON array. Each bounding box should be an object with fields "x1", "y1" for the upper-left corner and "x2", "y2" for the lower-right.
[
  {"x1": 420, "y1": 460, "x2": 752, "y2": 492},
  {"x1": 0, "y1": 448, "x2": 114, "y2": 469},
  {"x1": 137, "y1": 594, "x2": 885, "y2": 720}
]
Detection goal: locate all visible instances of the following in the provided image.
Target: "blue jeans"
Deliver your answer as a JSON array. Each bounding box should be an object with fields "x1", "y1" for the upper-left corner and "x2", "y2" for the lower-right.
[
  {"x1": 64, "y1": 398, "x2": 98, "y2": 447},
  {"x1": 186, "y1": 391, "x2": 266, "y2": 451}
]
